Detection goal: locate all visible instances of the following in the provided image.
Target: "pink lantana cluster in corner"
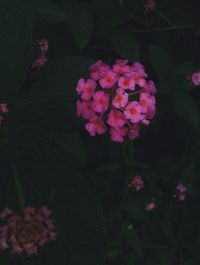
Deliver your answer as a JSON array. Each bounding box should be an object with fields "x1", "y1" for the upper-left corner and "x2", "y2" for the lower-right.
[
  {"x1": 0, "y1": 206, "x2": 57, "y2": 257},
  {"x1": 76, "y1": 59, "x2": 157, "y2": 142},
  {"x1": 0, "y1": 103, "x2": 8, "y2": 125},
  {"x1": 32, "y1": 39, "x2": 48, "y2": 68}
]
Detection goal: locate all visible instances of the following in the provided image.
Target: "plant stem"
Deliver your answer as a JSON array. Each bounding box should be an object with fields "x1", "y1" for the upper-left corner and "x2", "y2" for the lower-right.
[{"x1": 11, "y1": 159, "x2": 25, "y2": 211}]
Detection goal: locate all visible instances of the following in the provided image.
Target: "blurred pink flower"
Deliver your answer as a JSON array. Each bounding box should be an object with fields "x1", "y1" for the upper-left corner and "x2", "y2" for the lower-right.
[
  {"x1": 129, "y1": 175, "x2": 144, "y2": 191},
  {"x1": 145, "y1": 201, "x2": 156, "y2": 211}
]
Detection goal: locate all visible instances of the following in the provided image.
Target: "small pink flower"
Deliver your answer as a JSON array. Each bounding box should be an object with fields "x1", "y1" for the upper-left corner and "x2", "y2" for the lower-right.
[
  {"x1": 85, "y1": 116, "x2": 106, "y2": 136},
  {"x1": 128, "y1": 124, "x2": 140, "y2": 140},
  {"x1": 76, "y1": 79, "x2": 96, "y2": 101},
  {"x1": 140, "y1": 92, "x2": 156, "y2": 113},
  {"x1": 191, "y1": 71, "x2": 200, "y2": 86},
  {"x1": 129, "y1": 175, "x2": 144, "y2": 191},
  {"x1": 107, "y1": 110, "x2": 126, "y2": 129},
  {"x1": 124, "y1": 101, "x2": 144, "y2": 123},
  {"x1": 90, "y1": 60, "x2": 110, "y2": 80},
  {"x1": 144, "y1": 0, "x2": 156, "y2": 13},
  {"x1": 99, "y1": 70, "x2": 118, "y2": 89},
  {"x1": 92, "y1": 91, "x2": 109, "y2": 113},
  {"x1": 110, "y1": 127, "x2": 128, "y2": 142},
  {"x1": 177, "y1": 193, "x2": 186, "y2": 201},
  {"x1": 38, "y1": 39, "x2": 48, "y2": 53},
  {"x1": 145, "y1": 201, "x2": 156, "y2": 211},
  {"x1": 32, "y1": 55, "x2": 48, "y2": 68},
  {"x1": 176, "y1": 183, "x2": 187, "y2": 193},
  {"x1": 113, "y1": 59, "x2": 130, "y2": 75},
  {"x1": 0, "y1": 104, "x2": 8, "y2": 114},
  {"x1": 144, "y1": 80, "x2": 157, "y2": 94},
  {"x1": 118, "y1": 76, "x2": 135, "y2": 90},
  {"x1": 77, "y1": 100, "x2": 95, "y2": 119},
  {"x1": 112, "y1": 89, "x2": 128, "y2": 109}
]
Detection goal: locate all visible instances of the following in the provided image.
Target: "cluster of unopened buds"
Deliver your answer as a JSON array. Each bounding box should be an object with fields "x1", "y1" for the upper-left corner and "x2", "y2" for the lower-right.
[
  {"x1": 76, "y1": 59, "x2": 157, "y2": 142},
  {"x1": 32, "y1": 39, "x2": 48, "y2": 68},
  {"x1": 0, "y1": 206, "x2": 57, "y2": 257},
  {"x1": 0, "y1": 103, "x2": 8, "y2": 125},
  {"x1": 174, "y1": 183, "x2": 187, "y2": 201}
]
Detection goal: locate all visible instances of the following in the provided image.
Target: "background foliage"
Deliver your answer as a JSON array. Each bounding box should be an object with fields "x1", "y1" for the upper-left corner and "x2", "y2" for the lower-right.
[{"x1": 0, "y1": 0, "x2": 200, "y2": 264}]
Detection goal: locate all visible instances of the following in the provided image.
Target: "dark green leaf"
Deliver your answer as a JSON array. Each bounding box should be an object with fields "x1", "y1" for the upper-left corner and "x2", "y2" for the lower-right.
[
  {"x1": 63, "y1": 1, "x2": 94, "y2": 49},
  {"x1": 24, "y1": 0, "x2": 67, "y2": 25},
  {"x1": 110, "y1": 30, "x2": 140, "y2": 61},
  {"x1": 171, "y1": 91, "x2": 199, "y2": 130},
  {"x1": 0, "y1": 0, "x2": 32, "y2": 99},
  {"x1": 23, "y1": 162, "x2": 106, "y2": 265},
  {"x1": 34, "y1": 56, "x2": 95, "y2": 95},
  {"x1": 148, "y1": 45, "x2": 173, "y2": 80}
]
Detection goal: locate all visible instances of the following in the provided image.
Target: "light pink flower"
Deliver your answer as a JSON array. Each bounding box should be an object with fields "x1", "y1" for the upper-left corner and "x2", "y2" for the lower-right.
[
  {"x1": 37, "y1": 39, "x2": 48, "y2": 53},
  {"x1": 113, "y1": 59, "x2": 130, "y2": 75},
  {"x1": 140, "y1": 92, "x2": 156, "y2": 113},
  {"x1": 85, "y1": 116, "x2": 106, "y2": 136},
  {"x1": 144, "y1": 80, "x2": 157, "y2": 94},
  {"x1": 145, "y1": 201, "x2": 156, "y2": 211},
  {"x1": 124, "y1": 101, "x2": 144, "y2": 123},
  {"x1": 92, "y1": 91, "x2": 109, "y2": 113},
  {"x1": 118, "y1": 76, "x2": 135, "y2": 90},
  {"x1": 191, "y1": 71, "x2": 200, "y2": 86},
  {"x1": 89, "y1": 60, "x2": 110, "y2": 80},
  {"x1": 99, "y1": 70, "x2": 117, "y2": 89},
  {"x1": 77, "y1": 100, "x2": 95, "y2": 119},
  {"x1": 107, "y1": 110, "x2": 126, "y2": 129},
  {"x1": 144, "y1": 0, "x2": 156, "y2": 13},
  {"x1": 76, "y1": 78, "x2": 96, "y2": 101},
  {"x1": 176, "y1": 183, "x2": 187, "y2": 193},
  {"x1": 128, "y1": 124, "x2": 140, "y2": 140},
  {"x1": 112, "y1": 89, "x2": 128, "y2": 109},
  {"x1": 177, "y1": 193, "x2": 186, "y2": 201},
  {"x1": 0, "y1": 104, "x2": 8, "y2": 114},
  {"x1": 32, "y1": 54, "x2": 48, "y2": 68},
  {"x1": 129, "y1": 175, "x2": 144, "y2": 191},
  {"x1": 110, "y1": 127, "x2": 128, "y2": 142}
]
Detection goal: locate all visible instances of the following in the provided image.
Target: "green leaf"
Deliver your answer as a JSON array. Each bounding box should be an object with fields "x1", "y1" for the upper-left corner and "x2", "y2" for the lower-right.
[
  {"x1": 123, "y1": 224, "x2": 141, "y2": 257},
  {"x1": 34, "y1": 56, "x2": 95, "y2": 95},
  {"x1": 110, "y1": 30, "x2": 140, "y2": 61},
  {"x1": 0, "y1": 0, "x2": 32, "y2": 99},
  {"x1": 63, "y1": 1, "x2": 94, "y2": 49},
  {"x1": 36, "y1": 131, "x2": 87, "y2": 168},
  {"x1": 148, "y1": 45, "x2": 173, "y2": 80},
  {"x1": 23, "y1": 0, "x2": 67, "y2": 25},
  {"x1": 171, "y1": 91, "x2": 199, "y2": 130},
  {"x1": 91, "y1": 0, "x2": 127, "y2": 36},
  {"x1": 23, "y1": 162, "x2": 106, "y2": 265}
]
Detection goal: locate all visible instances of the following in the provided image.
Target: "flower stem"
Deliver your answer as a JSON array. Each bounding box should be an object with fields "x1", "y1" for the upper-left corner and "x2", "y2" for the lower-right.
[{"x1": 11, "y1": 159, "x2": 25, "y2": 211}]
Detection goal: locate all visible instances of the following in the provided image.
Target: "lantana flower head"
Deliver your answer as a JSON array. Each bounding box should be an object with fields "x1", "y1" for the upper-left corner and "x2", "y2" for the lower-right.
[
  {"x1": 191, "y1": 70, "x2": 200, "y2": 86},
  {"x1": 32, "y1": 39, "x2": 48, "y2": 68},
  {"x1": 129, "y1": 175, "x2": 144, "y2": 191},
  {"x1": 0, "y1": 206, "x2": 57, "y2": 257},
  {"x1": 76, "y1": 59, "x2": 157, "y2": 142}
]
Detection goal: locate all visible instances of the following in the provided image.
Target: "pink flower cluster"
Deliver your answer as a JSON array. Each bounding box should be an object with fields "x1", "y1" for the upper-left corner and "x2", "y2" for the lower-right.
[
  {"x1": 129, "y1": 175, "x2": 144, "y2": 191},
  {"x1": 76, "y1": 59, "x2": 157, "y2": 142},
  {"x1": 32, "y1": 39, "x2": 48, "y2": 68},
  {"x1": 174, "y1": 183, "x2": 187, "y2": 201},
  {"x1": 0, "y1": 103, "x2": 8, "y2": 125},
  {"x1": 0, "y1": 206, "x2": 57, "y2": 257},
  {"x1": 144, "y1": 0, "x2": 156, "y2": 14},
  {"x1": 191, "y1": 71, "x2": 200, "y2": 86}
]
